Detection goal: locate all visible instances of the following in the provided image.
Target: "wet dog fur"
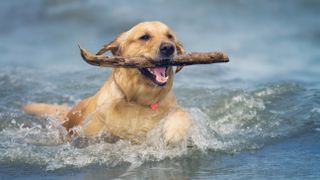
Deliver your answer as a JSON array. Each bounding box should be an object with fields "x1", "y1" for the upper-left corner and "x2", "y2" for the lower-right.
[{"x1": 24, "y1": 21, "x2": 191, "y2": 145}]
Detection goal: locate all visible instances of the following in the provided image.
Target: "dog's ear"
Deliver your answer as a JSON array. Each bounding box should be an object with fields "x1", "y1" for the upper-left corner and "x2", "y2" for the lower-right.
[
  {"x1": 175, "y1": 41, "x2": 185, "y2": 73},
  {"x1": 96, "y1": 32, "x2": 126, "y2": 56}
]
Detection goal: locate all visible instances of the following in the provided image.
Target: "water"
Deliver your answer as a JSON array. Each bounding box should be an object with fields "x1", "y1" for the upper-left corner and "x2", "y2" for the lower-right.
[{"x1": 1, "y1": 0, "x2": 320, "y2": 179}]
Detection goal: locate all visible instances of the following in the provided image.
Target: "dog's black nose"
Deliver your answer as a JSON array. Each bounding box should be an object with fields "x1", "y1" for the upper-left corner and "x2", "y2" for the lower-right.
[{"x1": 160, "y1": 43, "x2": 175, "y2": 57}]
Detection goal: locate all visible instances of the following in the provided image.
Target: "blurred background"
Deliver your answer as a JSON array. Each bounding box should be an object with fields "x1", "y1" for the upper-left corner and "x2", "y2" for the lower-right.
[
  {"x1": 1, "y1": 0, "x2": 320, "y2": 83},
  {"x1": 1, "y1": 0, "x2": 320, "y2": 179}
]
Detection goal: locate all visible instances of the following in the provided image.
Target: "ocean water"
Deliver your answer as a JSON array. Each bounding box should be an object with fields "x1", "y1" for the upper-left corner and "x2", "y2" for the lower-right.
[{"x1": 1, "y1": 0, "x2": 320, "y2": 179}]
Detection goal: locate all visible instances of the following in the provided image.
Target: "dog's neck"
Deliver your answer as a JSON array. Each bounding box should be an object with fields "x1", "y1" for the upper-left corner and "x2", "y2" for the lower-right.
[{"x1": 111, "y1": 68, "x2": 173, "y2": 107}]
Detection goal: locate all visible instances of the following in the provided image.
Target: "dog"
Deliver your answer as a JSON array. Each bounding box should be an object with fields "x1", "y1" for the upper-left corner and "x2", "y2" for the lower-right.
[{"x1": 24, "y1": 21, "x2": 191, "y2": 145}]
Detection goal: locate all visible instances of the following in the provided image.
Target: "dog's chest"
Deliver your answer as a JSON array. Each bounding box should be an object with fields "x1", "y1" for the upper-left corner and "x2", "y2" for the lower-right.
[{"x1": 103, "y1": 101, "x2": 171, "y2": 142}]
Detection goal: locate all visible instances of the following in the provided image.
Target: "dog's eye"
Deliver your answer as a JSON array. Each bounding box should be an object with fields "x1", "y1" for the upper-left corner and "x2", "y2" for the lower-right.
[
  {"x1": 167, "y1": 33, "x2": 174, "y2": 40},
  {"x1": 139, "y1": 34, "x2": 151, "y2": 41}
]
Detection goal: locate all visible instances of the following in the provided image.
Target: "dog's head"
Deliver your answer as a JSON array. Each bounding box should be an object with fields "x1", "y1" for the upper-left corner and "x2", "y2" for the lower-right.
[{"x1": 96, "y1": 21, "x2": 184, "y2": 105}]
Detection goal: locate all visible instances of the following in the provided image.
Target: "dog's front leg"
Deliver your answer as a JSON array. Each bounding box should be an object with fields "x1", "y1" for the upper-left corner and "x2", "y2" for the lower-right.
[
  {"x1": 163, "y1": 108, "x2": 191, "y2": 145},
  {"x1": 82, "y1": 111, "x2": 106, "y2": 138}
]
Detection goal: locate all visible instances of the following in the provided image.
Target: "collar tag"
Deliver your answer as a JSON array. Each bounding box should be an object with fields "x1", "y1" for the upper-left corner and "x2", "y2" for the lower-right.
[{"x1": 150, "y1": 103, "x2": 158, "y2": 110}]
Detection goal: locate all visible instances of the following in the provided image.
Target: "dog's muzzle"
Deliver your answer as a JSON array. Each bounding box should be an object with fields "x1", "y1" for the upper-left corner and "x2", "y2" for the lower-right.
[{"x1": 138, "y1": 42, "x2": 175, "y2": 86}]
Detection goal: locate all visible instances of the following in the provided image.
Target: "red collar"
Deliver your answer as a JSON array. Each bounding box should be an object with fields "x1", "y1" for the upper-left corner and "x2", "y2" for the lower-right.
[{"x1": 150, "y1": 103, "x2": 158, "y2": 110}]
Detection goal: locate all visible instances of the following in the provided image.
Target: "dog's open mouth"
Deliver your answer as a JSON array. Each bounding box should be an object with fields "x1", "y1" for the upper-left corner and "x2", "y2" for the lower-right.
[{"x1": 139, "y1": 67, "x2": 168, "y2": 86}]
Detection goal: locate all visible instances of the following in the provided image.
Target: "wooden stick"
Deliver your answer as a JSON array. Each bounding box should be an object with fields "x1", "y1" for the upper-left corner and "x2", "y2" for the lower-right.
[{"x1": 79, "y1": 46, "x2": 229, "y2": 68}]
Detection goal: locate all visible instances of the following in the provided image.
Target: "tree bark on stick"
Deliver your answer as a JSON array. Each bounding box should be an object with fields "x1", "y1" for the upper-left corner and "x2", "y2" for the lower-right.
[{"x1": 79, "y1": 46, "x2": 229, "y2": 68}]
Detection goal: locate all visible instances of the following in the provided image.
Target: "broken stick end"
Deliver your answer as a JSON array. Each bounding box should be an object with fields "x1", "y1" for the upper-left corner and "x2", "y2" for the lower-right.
[
  {"x1": 215, "y1": 52, "x2": 229, "y2": 62},
  {"x1": 78, "y1": 46, "x2": 102, "y2": 67}
]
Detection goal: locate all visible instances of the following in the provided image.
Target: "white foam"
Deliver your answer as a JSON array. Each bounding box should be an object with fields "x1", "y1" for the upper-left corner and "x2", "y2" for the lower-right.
[
  {"x1": 255, "y1": 88, "x2": 275, "y2": 97},
  {"x1": 0, "y1": 116, "x2": 190, "y2": 171},
  {"x1": 311, "y1": 108, "x2": 320, "y2": 113}
]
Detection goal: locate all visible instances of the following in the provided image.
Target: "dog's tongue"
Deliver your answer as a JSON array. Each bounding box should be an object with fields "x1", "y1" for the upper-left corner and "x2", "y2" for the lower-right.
[{"x1": 152, "y1": 67, "x2": 168, "y2": 83}]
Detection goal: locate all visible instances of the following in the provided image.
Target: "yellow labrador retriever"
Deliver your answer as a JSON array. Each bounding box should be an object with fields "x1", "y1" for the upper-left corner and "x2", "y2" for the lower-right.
[{"x1": 24, "y1": 21, "x2": 191, "y2": 144}]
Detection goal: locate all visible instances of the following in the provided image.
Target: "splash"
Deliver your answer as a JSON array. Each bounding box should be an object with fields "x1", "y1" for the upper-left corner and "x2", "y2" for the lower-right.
[{"x1": 0, "y1": 82, "x2": 318, "y2": 170}]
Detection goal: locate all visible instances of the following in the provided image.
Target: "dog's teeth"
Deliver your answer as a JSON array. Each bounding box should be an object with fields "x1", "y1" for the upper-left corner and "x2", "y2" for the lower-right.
[{"x1": 147, "y1": 68, "x2": 154, "y2": 74}]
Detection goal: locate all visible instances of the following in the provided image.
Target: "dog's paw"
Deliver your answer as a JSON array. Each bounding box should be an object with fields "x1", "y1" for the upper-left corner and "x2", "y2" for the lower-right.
[{"x1": 163, "y1": 110, "x2": 191, "y2": 145}]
